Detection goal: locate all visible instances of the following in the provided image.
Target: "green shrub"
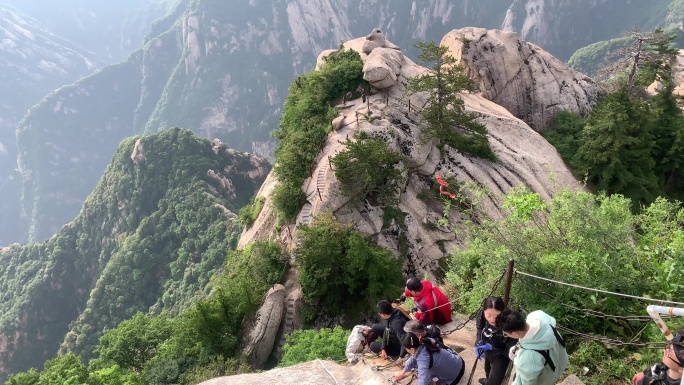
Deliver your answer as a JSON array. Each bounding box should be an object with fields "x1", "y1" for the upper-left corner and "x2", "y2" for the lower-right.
[
  {"x1": 279, "y1": 327, "x2": 349, "y2": 366},
  {"x1": 332, "y1": 135, "x2": 405, "y2": 205},
  {"x1": 237, "y1": 197, "x2": 265, "y2": 228},
  {"x1": 296, "y1": 214, "x2": 403, "y2": 318},
  {"x1": 272, "y1": 49, "x2": 367, "y2": 221}
]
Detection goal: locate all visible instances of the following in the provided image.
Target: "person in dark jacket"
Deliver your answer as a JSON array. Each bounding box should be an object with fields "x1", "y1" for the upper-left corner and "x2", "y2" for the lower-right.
[
  {"x1": 632, "y1": 329, "x2": 684, "y2": 385},
  {"x1": 404, "y1": 277, "x2": 452, "y2": 325},
  {"x1": 475, "y1": 296, "x2": 518, "y2": 385},
  {"x1": 370, "y1": 300, "x2": 408, "y2": 360}
]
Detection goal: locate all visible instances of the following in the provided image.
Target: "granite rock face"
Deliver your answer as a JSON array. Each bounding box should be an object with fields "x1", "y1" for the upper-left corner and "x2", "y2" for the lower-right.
[
  {"x1": 240, "y1": 285, "x2": 286, "y2": 368},
  {"x1": 441, "y1": 27, "x2": 604, "y2": 131}
]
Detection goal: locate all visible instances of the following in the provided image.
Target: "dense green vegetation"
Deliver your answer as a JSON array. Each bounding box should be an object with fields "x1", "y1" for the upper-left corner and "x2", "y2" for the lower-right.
[
  {"x1": 238, "y1": 196, "x2": 266, "y2": 228},
  {"x1": 0, "y1": 128, "x2": 268, "y2": 382},
  {"x1": 568, "y1": 36, "x2": 632, "y2": 77},
  {"x1": 7, "y1": 241, "x2": 286, "y2": 385},
  {"x1": 279, "y1": 327, "x2": 349, "y2": 367},
  {"x1": 445, "y1": 186, "x2": 684, "y2": 385},
  {"x1": 271, "y1": 48, "x2": 367, "y2": 222},
  {"x1": 331, "y1": 133, "x2": 405, "y2": 206},
  {"x1": 406, "y1": 42, "x2": 494, "y2": 159},
  {"x1": 296, "y1": 214, "x2": 403, "y2": 321},
  {"x1": 544, "y1": 31, "x2": 684, "y2": 207}
]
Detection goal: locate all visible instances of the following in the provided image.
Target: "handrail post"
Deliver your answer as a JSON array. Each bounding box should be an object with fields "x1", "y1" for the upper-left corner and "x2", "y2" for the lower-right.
[{"x1": 503, "y1": 259, "x2": 514, "y2": 307}]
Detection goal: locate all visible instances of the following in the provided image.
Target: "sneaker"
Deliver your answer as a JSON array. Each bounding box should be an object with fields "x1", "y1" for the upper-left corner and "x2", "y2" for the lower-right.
[{"x1": 478, "y1": 379, "x2": 486, "y2": 385}]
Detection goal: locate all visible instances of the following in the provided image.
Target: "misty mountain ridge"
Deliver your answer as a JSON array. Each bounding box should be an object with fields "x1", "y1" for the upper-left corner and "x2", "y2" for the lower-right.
[
  {"x1": 0, "y1": 1, "x2": 683, "y2": 383},
  {"x1": 5, "y1": 0, "x2": 684, "y2": 246}
]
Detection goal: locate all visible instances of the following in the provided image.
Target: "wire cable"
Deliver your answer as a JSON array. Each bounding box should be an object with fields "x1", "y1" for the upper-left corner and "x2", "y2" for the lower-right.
[
  {"x1": 442, "y1": 270, "x2": 507, "y2": 336},
  {"x1": 556, "y1": 325, "x2": 667, "y2": 349},
  {"x1": 515, "y1": 270, "x2": 684, "y2": 307},
  {"x1": 517, "y1": 276, "x2": 670, "y2": 322}
]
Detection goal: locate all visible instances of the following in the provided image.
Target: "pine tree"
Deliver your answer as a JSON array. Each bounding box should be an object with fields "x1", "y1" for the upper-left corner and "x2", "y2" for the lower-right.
[
  {"x1": 406, "y1": 41, "x2": 494, "y2": 159},
  {"x1": 575, "y1": 88, "x2": 658, "y2": 206}
]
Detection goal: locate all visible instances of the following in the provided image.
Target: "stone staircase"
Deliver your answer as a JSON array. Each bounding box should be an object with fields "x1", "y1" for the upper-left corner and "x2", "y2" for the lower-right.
[
  {"x1": 276, "y1": 293, "x2": 298, "y2": 353},
  {"x1": 297, "y1": 202, "x2": 313, "y2": 226}
]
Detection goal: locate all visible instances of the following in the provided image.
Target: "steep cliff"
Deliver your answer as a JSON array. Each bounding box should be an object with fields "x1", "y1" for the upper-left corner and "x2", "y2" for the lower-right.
[
  {"x1": 7, "y1": 0, "x2": 684, "y2": 246},
  {"x1": 235, "y1": 33, "x2": 586, "y2": 365},
  {"x1": 0, "y1": 128, "x2": 268, "y2": 381}
]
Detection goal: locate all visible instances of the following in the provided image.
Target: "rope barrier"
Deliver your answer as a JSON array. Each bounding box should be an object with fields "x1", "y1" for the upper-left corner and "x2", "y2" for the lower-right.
[
  {"x1": 515, "y1": 270, "x2": 684, "y2": 307},
  {"x1": 316, "y1": 358, "x2": 340, "y2": 385}
]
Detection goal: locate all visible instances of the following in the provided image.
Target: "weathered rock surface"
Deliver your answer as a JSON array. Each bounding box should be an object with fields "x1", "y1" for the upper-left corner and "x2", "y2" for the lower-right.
[
  {"x1": 200, "y1": 317, "x2": 486, "y2": 385},
  {"x1": 236, "y1": 31, "x2": 587, "y2": 368},
  {"x1": 240, "y1": 285, "x2": 286, "y2": 368},
  {"x1": 441, "y1": 27, "x2": 603, "y2": 131},
  {"x1": 241, "y1": 34, "x2": 583, "y2": 278}
]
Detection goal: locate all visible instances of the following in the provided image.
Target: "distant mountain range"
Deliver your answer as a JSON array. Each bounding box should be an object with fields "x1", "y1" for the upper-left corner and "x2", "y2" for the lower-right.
[{"x1": 2, "y1": 0, "x2": 684, "y2": 244}]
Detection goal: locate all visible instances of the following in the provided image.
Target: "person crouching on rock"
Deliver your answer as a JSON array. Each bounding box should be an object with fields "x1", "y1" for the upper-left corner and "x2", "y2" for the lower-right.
[
  {"x1": 345, "y1": 325, "x2": 380, "y2": 364},
  {"x1": 370, "y1": 300, "x2": 408, "y2": 361},
  {"x1": 391, "y1": 332, "x2": 465, "y2": 385}
]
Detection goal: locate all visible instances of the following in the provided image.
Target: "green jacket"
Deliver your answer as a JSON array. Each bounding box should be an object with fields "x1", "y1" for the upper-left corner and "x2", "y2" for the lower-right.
[{"x1": 513, "y1": 310, "x2": 569, "y2": 385}]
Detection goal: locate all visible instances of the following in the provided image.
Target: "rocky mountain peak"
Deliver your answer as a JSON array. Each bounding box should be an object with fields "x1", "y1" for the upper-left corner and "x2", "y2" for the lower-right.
[
  {"x1": 442, "y1": 27, "x2": 604, "y2": 131},
  {"x1": 236, "y1": 28, "x2": 588, "y2": 368}
]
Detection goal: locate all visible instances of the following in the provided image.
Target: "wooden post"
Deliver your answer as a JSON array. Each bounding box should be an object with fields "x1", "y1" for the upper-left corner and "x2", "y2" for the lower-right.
[
  {"x1": 356, "y1": 111, "x2": 359, "y2": 127},
  {"x1": 408, "y1": 99, "x2": 411, "y2": 112},
  {"x1": 503, "y1": 259, "x2": 515, "y2": 307},
  {"x1": 317, "y1": 188, "x2": 322, "y2": 201}
]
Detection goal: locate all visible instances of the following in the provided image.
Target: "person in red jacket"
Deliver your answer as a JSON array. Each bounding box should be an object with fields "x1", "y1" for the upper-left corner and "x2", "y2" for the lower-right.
[{"x1": 403, "y1": 277, "x2": 452, "y2": 325}]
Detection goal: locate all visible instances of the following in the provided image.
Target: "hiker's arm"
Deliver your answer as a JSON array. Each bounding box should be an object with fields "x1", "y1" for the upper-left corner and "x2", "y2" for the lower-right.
[{"x1": 392, "y1": 369, "x2": 411, "y2": 382}]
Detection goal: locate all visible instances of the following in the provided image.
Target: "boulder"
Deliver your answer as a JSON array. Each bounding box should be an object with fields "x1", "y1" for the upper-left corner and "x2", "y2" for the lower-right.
[
  {"x1": 240, "y1": 284, "x2": 286, "y2": 368},
  {"x1": 362, "y1": 48, "x2": 405, "y2": 89},
  {"x1": 441, "y1": 27, "x2": 604, "y2": 131},
  {"x1": 362, "y1": 27, "x2": 386, "y2": 54}
]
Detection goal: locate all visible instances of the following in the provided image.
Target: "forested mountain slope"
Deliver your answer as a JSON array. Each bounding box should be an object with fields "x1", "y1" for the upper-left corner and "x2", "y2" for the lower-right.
[
  {"x1": 6, "y1": 0, "x2": 684, "y2": 245},
  {"x1": 0, "y1": 128, "x2": 268, "y2": 382}
]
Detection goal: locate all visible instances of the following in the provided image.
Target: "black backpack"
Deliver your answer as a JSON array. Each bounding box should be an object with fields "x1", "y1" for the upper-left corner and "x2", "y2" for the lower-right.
[
  {"x1": 423, "y1": 337, "x2": 457, "y2": 369},
  {"x1": 530, "y1": 325, "x2": 566, "y2": 372},
  {"x1": 641, "y1": 363, "x2": 672, "y2": 385}
]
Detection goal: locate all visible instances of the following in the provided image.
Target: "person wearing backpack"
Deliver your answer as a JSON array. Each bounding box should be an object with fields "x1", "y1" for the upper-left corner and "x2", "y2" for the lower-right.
[
  {"x1": 404, "y1": 319, "x2": 444, "y2": 345},
  {"x1": 369, "y1": 300, "x2": 408, "y2": 360},
  {"x1": 474, "y1": 296, "x2": 518, "y2": 385},
  {"x1": 632, "y1": 329, "x2": 684, "y2": 385},
  {"x1": 496, "y1": 309, "x2": 568, "y2": 385},
  {"x1": 403, "y1": 277, "x2": 452, "y2": 325},
  {"x1": 391, "y1": 332, "x2": 465, "y2": 385}
]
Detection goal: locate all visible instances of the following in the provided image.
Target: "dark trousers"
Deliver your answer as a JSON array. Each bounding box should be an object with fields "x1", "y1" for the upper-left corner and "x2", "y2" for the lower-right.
[
  {"x1": 483, "y1": 350, "x2": 511, "y2": 385},
  {"x1": 450, "y1": 358, "x2": 466, "y2": 385}
]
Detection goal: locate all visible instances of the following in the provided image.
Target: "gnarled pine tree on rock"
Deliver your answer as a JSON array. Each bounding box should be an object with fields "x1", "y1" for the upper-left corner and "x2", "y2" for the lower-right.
[{"x1": 406, "y1": 41, "x2": 494, "y2": 159}]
